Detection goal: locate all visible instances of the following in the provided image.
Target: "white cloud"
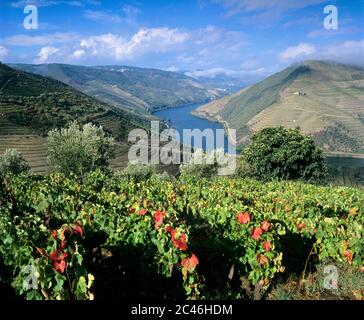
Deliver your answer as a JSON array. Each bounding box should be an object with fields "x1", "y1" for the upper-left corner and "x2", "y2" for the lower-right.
[
  {"x1": 321, "y1": 39, "x2": 364, "y2": 66},
  {"x1": 185, "y1": 68, "x2": 236, "y2": 78},
  {"x1": 185, "y1": 66, "x2": 265, "y2": 79},
  {"x1": 277, "y1": 39, "x2": 364, "y2": 67},
  {"x1": 177, "y1": 26, "x2": 247, "y2": 69},
  {"x1": 78, "y1": 28, "x2": 189, "y2": 61},
  {"x1": 279, "y1": 43, "x2": 317, "y2": 61},
  {"x1": 0, "y1": 46, "x2": 9, "y2": 60},
  {"x1": 35, "y1": 46, "x2": 59, "y2": 63},
  {"x1": 166, "y1": 66, "x2": 179, "y2": 72},
  {"x1": 72, "y1": 49, "x2": 85, "y2": 58}
]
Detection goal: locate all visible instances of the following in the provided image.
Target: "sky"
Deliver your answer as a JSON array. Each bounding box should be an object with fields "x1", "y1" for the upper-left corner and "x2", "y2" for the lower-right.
[{"x1": 0, "y1": 0, "x2": 363, "y2": 82}]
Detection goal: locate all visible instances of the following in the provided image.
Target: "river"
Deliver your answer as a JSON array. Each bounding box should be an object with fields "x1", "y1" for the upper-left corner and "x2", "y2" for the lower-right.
[{"x1": 153, "y1": 103, "x2": 236, "y2": 153}]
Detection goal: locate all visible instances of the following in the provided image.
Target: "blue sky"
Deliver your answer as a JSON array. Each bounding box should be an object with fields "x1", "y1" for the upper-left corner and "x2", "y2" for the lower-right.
[{"x1": 0, "y1": 0, "x2": 363, "y2": 82}]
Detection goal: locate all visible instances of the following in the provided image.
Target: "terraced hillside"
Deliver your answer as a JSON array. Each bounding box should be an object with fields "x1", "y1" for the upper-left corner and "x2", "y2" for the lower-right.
[
  {"x1": 326, "y1": 154, "x2": 364, "y2": 189},
  {"x1": 11, "y1": 63, "x2": 223, "y2": 115},
  {"x1": 194, "y1": 61, "x2": 364, "y2": 153},
  {"x1": 0, "y1": 63, "x2": 156, "y2": 173},
  {"x1": 0, "y1": 135, "x2": 48, "y2": 174},
  {"x1": 0, "y1": 63, "x2": 149, "y2": 138}
]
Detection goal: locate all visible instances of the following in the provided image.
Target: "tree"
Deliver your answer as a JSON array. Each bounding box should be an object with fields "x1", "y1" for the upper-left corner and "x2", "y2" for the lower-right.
[
  {"x1": 243, "y1": 127, "x2": 328, "y2": 183},
  {"x1": 47, "y1": 122, "x2": 115, "y2": 176},
  {"x1": 0, "y1": 148, "x2": 30, "y2": 176}
]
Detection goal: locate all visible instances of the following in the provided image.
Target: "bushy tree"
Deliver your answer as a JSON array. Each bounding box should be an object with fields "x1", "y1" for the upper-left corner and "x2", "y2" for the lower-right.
[
  {"x1": 243, "y1": 126, "x2": 328, "y2": 183},
  {"x1": 0, "y1": 148, "x2": 30, "y2": 176},
  {"x1": 47, "y1": 122, "x2": 115, "y2": 176}
]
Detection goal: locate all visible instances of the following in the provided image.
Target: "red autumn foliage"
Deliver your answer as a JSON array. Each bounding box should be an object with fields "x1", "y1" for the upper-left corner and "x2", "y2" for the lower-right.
[
  {"x1": 154, "y1": 210, "x2": 165, "y2": 229},
  {"x1": 261, "y1": 221, "x2": 271, "y2": 232},
  {"x1": 70, "y1": 224, "x2": 83, "y2": 237},
  {"x1": 138, "y1": 209, "x2": 147, "y2": 216},
  {"x1": 262, "y1": 241, "x2": 272, "y2": 252},
  {"x1": 49, "y1": 250, "x2": 68, "y2": 262},
  {"x1": 344, "y1": 251, "x2": 353, "y2": 263},
  {"x1": 252, "y1": 227, "x2": 263, "y2": 240},
  {"x1": 297, "y1": 223, "x2": 306, "y2": 231},
  {"x1": 181, "y1": 254, "x2": 199, "y2": 272},
  {"x1": 237, "y1": 212, "x2": 251, "y2": 224},
  {"x1": 171, "y1": 229, "x2": 188, "y2": 251},
  {"x1": 49, "y1": 249, "x2": 68, "y2": 274},
  {"x1": 53, "y1": 260, "x2": 67, "y2": 274}
]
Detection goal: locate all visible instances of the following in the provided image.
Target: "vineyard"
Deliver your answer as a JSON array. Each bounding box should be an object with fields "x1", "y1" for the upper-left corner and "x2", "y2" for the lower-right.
[{"x1": 0, "y1": 171, "x2": 363, "y2": 300}]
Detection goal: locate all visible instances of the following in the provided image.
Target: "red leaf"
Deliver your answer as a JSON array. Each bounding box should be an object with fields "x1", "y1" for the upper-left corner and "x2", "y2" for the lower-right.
[
  {"x1": 51, "y1": 230, "x2": 58, "y2": 238},
  {"x1": 138, "y1": 209, "x2": 147, "y2": 216},
  {"x1": 181, "y1": 254, "x2": 199, "y2": 271},
  {"x1": 49, "y1": 249, "x2": 68, "y2": 262},
  {"x1": 171, "y1": 229, "x2": 188, "y2": 251},
  {"x1": 49, "y1": 249, "x2": 60, "y2": 261},
  {"x1": 261, "y1": 221, "x2": 271, "y2": 232},
  {"x1": 154, "y1": 210, "x2": 165, "y2": 230},
  {"x1": 297, "y1": 223, "x2": 306, "y2": 231},
  {"x1": 70, "y1": 223, "x2": 83, "y2": 237},
  {"x1": 344, "y1": 251, "x2": 353, "y2": 263},
  {"x1": 262, "y1": 241, "x2": 272, "y2": 252},
  {"x1": 237, "y1": 212, "x2": 250, "y2": 225},
  {"x1": 252, "y1": 227, "x2": 263, "y2": 240},
  {"x1": 53, "y1": 260, "x2": 66, "y2": 274}
]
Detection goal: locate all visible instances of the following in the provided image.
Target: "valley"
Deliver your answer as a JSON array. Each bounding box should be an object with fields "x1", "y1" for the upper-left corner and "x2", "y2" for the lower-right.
[
  {"x1": 11, "y1": 63, "x2": 224, "y2": 116},
  {"x1": 1, "y1": 61, "x2": 364, "y2": 188},
  {"x1": 195, "y1": 61, "x2": 364, "y2": 153}
]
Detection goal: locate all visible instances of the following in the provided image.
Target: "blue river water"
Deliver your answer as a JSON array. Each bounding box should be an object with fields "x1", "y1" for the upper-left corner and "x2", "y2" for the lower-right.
[{"x1": 153, "y1": 103, "x2": 236, "y2": 153}]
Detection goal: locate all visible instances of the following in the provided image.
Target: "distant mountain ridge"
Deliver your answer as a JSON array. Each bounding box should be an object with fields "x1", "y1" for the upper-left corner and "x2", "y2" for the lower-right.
[
  {"x1": 182, "y1": 71, "x2": 246, "y2": 94},
  {"x1": 194, "y1": 60, "x2": 364, "y2": 153},
  {"x1": 10, "y1": 63, "x2": 224, "y2": 115}
]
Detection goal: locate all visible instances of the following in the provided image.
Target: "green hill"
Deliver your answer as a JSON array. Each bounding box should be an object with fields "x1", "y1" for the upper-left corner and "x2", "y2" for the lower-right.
[
  {"x1": 0, "y1": 63, "x2": 148, "y2": 136},
  {"x1": 0, "y1": 63, "x2": 152, "y2": 173},
  {"x1": 10, "y1": 63, "x2": 223, "y2": 115},
  {"x1": 195, "y1": 61, "x2": 364, "y2": 153}
]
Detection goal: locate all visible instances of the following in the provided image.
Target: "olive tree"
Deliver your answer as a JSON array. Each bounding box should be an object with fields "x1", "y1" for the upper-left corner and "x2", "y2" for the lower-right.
[
  {"x1": 0, "y1": 148, "x2": 30, "y2": 176},
  {"x1": 47, "y1": 122, "x2": 115, "y2": 176}
]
